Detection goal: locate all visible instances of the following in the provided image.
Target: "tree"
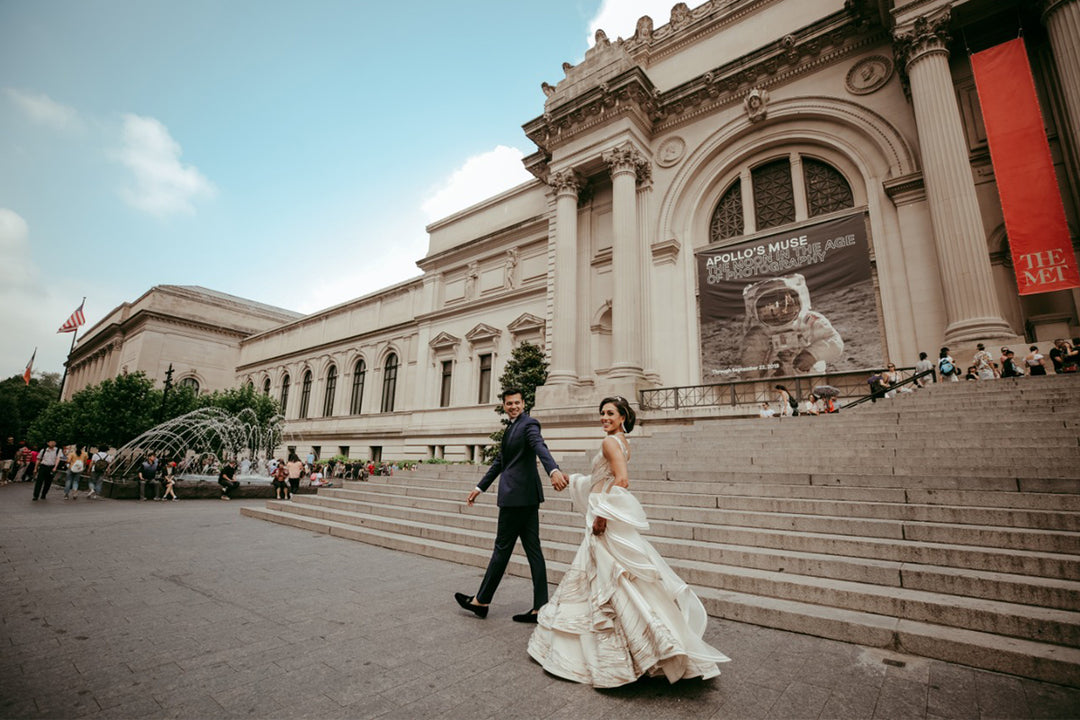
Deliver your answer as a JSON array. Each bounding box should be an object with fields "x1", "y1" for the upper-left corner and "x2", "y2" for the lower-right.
[
  {"x1": 481, "y1": 341, "x2": 549, "y2": 462},
  {"x1": 0, "y1": 372, "x2": 62, "y2": 441},
  {"x1": 28, "y1": 372, "x2": 160, "y2": 449}
]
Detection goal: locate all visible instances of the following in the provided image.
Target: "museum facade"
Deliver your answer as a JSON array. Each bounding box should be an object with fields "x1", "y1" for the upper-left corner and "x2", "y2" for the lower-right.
[{"x1": 68, "y1": 0, "x2": 1080, "y2": 460}]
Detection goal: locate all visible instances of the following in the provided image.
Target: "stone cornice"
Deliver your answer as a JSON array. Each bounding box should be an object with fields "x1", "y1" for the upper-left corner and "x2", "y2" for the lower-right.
[
  {"x1": 235, "y1": 318, "x2": 420, "y2": 372},
  {"x1": 416, "y1": 215, "x2": 548, "y2": 271},
  {"x1": 523, "y1": 7, "x2": 881, "y2": 154},
  {"x1": 69, "y1": 309, "x2": 247, "y2": 366},
  {"x1": 413, "y1": 283, "x2": 546, "y2": 325}
]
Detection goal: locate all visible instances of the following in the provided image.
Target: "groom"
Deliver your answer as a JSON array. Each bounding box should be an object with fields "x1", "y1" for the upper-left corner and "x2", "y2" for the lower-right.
[{"x1": 455, "y1": 387, "x2": 567, "y2": 622}]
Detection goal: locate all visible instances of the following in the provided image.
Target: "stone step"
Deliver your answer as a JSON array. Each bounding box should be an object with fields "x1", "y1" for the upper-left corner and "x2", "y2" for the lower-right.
[
  {"x1": 328, "y1": 485, "x2": 1080, "y2": 550},
  {"x1": 297, "y1": 493, "x2": 1080, "y2": 610},
  {"x1": 351, "y1": 477, "x2": 1080, "y2": 530},
  {"x1": 239, "y1": 505, "x2": 1080, "y2": 687}
]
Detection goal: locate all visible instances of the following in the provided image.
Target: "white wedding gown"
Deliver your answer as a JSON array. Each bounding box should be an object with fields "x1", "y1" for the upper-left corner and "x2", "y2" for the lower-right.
[{"x1": 527, "y1": 436, "x2": 730, "y2": 688}]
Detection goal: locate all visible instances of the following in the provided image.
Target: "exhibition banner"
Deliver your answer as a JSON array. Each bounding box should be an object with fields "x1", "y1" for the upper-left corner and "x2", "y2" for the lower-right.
[
  {"x1": 696, "y1": 212, "x2": 882, "y2": 382},
  {"x1": 971, "y1": 38, "x2": 1080, "y2": 295}
]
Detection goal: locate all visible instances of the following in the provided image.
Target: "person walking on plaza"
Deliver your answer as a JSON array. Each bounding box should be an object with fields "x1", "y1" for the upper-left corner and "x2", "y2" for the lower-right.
[
  {"x1": 218, "y1": 459, "x2": 240, "y2": 500},
  {"x1": 138, "y1": 453, "x2": 162, "y2": 501},
  {"x1": 1, "y1": 436, "x2": 16, "y2": 485},
  {"x1": 88, "y1": 446, "x2": 110, "y2": 499},
  {"x1": 64, "y1": 445, "x2": 89, "y2": 500},
  {"x1": 527, "y1": 396, "x2": 730, "y2": 687},
  {"x1": 455, "y1": 387, "x2": 568, "y2": 622},
  {"x1": 33, "y1": 439, "x2": 62, "y2": 501}
]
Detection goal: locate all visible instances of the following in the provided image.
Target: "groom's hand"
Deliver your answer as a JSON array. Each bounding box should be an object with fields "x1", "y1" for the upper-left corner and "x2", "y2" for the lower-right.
[
  {"x1": 466, "y1": 488, "x2": 480, "y2": 506},
  {"x1": 550, "y1": 470, "x2": 568, "y2": 491}
]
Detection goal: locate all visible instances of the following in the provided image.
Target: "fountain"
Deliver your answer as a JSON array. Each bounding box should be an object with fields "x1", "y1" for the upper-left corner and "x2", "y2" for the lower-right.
[{"x1": 107, "y1": 407, "x2": 284, "y2": 483}]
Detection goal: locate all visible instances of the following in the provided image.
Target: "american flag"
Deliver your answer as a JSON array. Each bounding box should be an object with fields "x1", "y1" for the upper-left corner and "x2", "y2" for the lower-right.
[{"x1": 58, "y1": 300, "x2": 86, "y2": 333}]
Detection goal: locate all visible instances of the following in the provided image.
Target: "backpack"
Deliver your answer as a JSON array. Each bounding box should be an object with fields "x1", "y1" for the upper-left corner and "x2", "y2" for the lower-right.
[
  {"x1": 93, "y1": 455, "x2": 109, "y2": 473},
  {"x1": 939, "y1": 358, "x2": 955, "y2": 376},
  {"x1": 69, "y1": 459, "x2": 85, "y2": 474}
]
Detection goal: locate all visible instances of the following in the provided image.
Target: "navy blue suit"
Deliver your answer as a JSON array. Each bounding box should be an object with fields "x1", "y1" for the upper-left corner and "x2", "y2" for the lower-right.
[{"x1": 475, "y1": 414, "x2": 559, "y2": 608}]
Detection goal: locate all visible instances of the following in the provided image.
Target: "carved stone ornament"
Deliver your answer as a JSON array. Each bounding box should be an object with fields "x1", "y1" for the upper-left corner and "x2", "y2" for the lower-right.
[
  {"x1": 845, "y1": 55, "x2": 894, "y2": 95},
  {"x1": 634, "y1": 15, "x2": 653, "y2": 41},
  {"x1": 656, "y1": 136, "x2": 686, "y2": 168},
  {"x1": 892, "y1": 10, "x2": 951, "y2": 70},
  {"x1": 602, "y1": 142, "x2": 651, "y2": 184},
  {"x1": 548, "y1": 169, "x2": 581, "y2": 197},
  {"x1": 744, "y1": 87, "x2": 770, "y2": 123}
]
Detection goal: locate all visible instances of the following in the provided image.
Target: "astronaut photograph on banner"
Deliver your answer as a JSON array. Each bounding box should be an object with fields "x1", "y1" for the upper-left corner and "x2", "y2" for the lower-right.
[{"x1": 696, "y1": 213, "x2": 883, "y2": 383}]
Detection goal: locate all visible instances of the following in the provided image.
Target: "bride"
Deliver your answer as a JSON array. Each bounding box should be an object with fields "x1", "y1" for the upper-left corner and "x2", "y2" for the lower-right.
[{"x1": 527, "y1": 396, "x2": 730, "y2": 688}]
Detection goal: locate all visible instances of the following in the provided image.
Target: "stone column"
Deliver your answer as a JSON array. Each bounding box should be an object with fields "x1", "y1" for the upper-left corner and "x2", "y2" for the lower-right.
[
  {"x1": 790, "y1": 153, "x2": 809, "y2": 222},
  {"x1": 546, "y1": 169, "x2": 581, "y2": 385},
  {"x1": 602, "y1": 142, "x2": 648, "y2": 380},
  {"x1": 739, "y1": 168, "x2": 756, "y2": 236},
  {"x1": 894, "y1": 11, "x2": 1014, "y2": 343},
  {"x1": 1042, "y1": 0, "x2": 1080, "y2": 171}
]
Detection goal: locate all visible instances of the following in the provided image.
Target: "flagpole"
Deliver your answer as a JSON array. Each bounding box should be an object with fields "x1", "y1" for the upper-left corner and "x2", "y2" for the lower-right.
[{"x1": 57, "y1": 296, "x2": 86, "y2": 402}]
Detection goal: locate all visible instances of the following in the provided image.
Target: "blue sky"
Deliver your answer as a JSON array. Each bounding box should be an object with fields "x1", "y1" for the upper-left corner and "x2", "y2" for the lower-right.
[{"x1": 0, "y1": 0, "x2": 679, "y2": 379}]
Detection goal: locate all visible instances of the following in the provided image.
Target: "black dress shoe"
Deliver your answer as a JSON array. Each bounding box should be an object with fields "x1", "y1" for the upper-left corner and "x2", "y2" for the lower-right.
[
  {"x1": 454, "y1": 592, "x2": 488, "y2": 619},
  {"x1": 512, "y1": 610, "x2": 539, "y2": 624}
]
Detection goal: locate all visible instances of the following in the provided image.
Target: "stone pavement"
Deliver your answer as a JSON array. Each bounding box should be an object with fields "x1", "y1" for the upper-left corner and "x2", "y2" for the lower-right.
[{"x1": 1, "y1": 484, "x2": 1077, "y2": 720}]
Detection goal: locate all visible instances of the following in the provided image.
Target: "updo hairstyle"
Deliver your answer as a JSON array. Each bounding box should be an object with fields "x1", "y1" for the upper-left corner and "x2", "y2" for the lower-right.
[{"x1": 598, "y1": 395, "x2": 636, "y2": 433}]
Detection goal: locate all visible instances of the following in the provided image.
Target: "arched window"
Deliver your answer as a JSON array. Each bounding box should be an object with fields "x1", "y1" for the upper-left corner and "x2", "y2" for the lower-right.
[
  {"x1": 263, "y1": 377, "x2": 271, "y2": 396},
  {"x1": 804, "y1": 158, "x2": 854, "y2": 217},
  {"x1": 381, "y1": 354, "x2": 398, "y2": 413},
  {"x1": 280, "y1": 374, "x2": 290, "y2": 413},
  {"x1": 710, "y1": 180, "x2": 744, "y2": 241},
  {"x1": 350, "y1": 359, "x2": 366, "y2": 414},
  {"x1": 245, "y1": 380, "x2": 254, "y2": 392},
  {"x1": 299, "y1": 370, "x2": 312, "y2": 419},
  {"x1": 178, "y1": 377, "x2": 200, "y2": 394},
  {"x1": 323, "y1": 365, "x2": 337, "y2": 417},
  {"x1": 710, "y1": 156, "x2": 855, "y2": 243},
  {"x1": 751, "y1": 159, "x2": 796, "y2": 230}
]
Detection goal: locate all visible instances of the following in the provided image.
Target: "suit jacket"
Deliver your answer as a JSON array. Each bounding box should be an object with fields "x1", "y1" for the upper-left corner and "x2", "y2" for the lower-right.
[{"x1": 477, "y1": 414, "x2": 559, "y2": 507}]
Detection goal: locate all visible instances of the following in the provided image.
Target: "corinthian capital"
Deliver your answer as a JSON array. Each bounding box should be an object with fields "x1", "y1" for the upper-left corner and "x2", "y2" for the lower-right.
[
  {"x1": 548, "y1": 169, "x2": 582, "y2": 197},
  {"x1": 602, "y1": 142, "x2": 651, "y2": 184},
  {"x1": 892, "y1": 10, "x2": 951, "y2": 70}
]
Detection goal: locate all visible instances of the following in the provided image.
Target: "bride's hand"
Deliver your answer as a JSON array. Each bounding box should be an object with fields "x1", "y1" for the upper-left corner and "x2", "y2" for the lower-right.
[{"x1": 592, "y1": 517, "x2": 607, "y2": 536}]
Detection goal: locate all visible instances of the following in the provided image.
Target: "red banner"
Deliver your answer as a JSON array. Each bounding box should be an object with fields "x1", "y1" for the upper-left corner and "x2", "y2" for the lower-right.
[{"x1": 971, "y1": 38, "x2": 1080, "y2": 295}]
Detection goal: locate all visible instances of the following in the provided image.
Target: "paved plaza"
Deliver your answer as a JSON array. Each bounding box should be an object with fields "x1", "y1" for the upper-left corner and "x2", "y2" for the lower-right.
[{"x1": 1, "y1": 484, "x2": 1077, "y2": 720}]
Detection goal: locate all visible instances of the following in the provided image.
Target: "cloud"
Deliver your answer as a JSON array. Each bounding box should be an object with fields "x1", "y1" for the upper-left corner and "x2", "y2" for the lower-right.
[
  {"x1": 587, "y1": 0, "x2": 676, "y2": 45},
  {"x1": 0, "y1": 209, "x2": 77, "y2": 378},
  {"x1": 116, "y1": 114, "x2": 216, "y2": 217},
  {"x1": 4, "y1": 88, "x2": 83, "y2": 131},
  {"x1": 420, "y1": 145, "x2": 533, "y2": 222}
]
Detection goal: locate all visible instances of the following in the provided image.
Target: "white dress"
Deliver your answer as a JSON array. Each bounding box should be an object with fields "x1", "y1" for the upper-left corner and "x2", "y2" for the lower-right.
[{"x1": 527, "y1": 436, "x2": 730, "y2": 688}]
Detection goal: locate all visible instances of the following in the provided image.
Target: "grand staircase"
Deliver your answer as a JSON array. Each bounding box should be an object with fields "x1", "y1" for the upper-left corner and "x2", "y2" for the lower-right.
[{"x1": 242, "y1": 375, "x2": 1080, "y2": 686}]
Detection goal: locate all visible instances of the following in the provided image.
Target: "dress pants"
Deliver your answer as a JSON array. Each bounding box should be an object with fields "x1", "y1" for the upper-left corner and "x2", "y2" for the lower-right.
[{"x1": 476, "y1": 505, "x2": 548, "y2": 610}]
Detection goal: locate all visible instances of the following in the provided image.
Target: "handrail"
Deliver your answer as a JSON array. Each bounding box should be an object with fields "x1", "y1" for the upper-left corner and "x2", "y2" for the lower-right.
[
  {"x1": 840, "y1": 367, "x2": 937, "y2": 410},
  {"x1": 638, "y1": 366, "x2": 929, "y2": 412}
]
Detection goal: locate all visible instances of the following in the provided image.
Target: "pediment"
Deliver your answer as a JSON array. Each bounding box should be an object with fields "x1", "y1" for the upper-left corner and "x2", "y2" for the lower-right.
[
  {"x1": 508, "y1": 313, "x2": 545, "y2": 335},
  {"x1": 465, "y1": 323, "x2": 501, "y2": 345},
  {"x1": 429, "y1": 332, "x2": 461, "y2": 351}
]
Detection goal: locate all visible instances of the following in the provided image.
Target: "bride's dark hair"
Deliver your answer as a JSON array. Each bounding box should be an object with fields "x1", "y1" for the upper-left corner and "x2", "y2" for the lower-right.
[{"x1": 599, "y1": 396, "x2": 636, "y2": 433}]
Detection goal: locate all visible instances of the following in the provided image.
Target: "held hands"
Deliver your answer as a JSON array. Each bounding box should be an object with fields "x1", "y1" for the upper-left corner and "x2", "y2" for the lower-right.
[
  {"x1": 550, "y1": 469, "x2": 568, "y2": 492},
  {"x1": 592, "y1": 517, "x2": 607, "y2": 536},
  {"x1": 466, "y1": 488, "x2": 480, "y2": 507}
]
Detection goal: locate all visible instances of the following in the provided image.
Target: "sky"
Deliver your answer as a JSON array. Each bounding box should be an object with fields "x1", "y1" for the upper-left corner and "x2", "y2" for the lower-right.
[{"x1": 0, "y1": 0, "x2": 682, "y2": 380}]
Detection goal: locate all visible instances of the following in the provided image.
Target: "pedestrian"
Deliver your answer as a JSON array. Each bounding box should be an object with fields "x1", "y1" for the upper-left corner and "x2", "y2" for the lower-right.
[
  {"x1": 33, "y1": 439, "x2": 63, "y2": 501},
  {"x1": 454, "y1": 387, "x2": 568, "y2": 622},
  {"x1": 914, "y1": 351, "x2": 935, "y2": 387},
  {"x1": 1, "y1": 436, "x2": 16, "y2": 485},
  {"x1": 271, "y1": 460, "x2": 289, "y2": 499},
  {"x1": 285, "y1": 452, "x2": 303, "y2": 496},
  {"x1": 138, "y1": 453, "x2": 162, "y2": 501},
  {"x1": 218, "y1": 459, "x2": 240, "y2": 500},
  {"x1": 64, "y1": 445, "x2": 89, "y2": 500},
  {"x1": 973, "y1": 343, "x2": 998, "y2": 380},
  {"x1": 1024, "y1": 345, "x2": 1047, "y2": 376},
  {"x1": 1000, "y1": 350, "x2": 1024, "y2": 378},
  {"x1": 88, "y1": 446, "x2": 110, "y2": 499},
  {"x1": 162, "y1": 462, "x2": 179, "y2": 501},
  {"x1": 938, "y1": 347, "x2": 960, "y2": 382}
]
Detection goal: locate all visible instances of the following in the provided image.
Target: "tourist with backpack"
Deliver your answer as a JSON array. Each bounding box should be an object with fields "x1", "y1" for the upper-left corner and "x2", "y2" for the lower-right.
[
  {"x1": 938, "y1": 347, "x2": 960, "y2": 382},
  {"x1": 88, "y1": 446, "x2": 110, "y2": 499},
  {"x1": 64, "y1": 445, "x2": 89, "y2": 500}
]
